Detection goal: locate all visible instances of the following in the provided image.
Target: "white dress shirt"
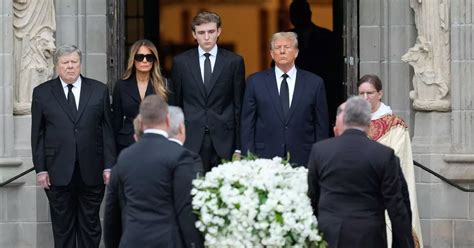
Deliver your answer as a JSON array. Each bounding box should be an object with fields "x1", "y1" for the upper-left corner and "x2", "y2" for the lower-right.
[
  {"x1": 169, "y1": 138, "x2": 183, "y2": 146},
  {"x1": 61, "y1": 77, "x2": 82, "y2": 110},
  {"x1": 198, "y1": 45, "x2": 218, "y2": 83},
  {"x1": 274, "y1": 66, "x2": 297, "y2": 107}
]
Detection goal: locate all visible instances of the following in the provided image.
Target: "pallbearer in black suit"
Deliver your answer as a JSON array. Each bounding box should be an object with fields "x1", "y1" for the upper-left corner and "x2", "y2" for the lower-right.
[
  {"x1": 169, "y1": 11, "x2": 245, "y2": 172},
  {"x1": 112, "y1": 39, "x2": 168, "y2": 153},
  {"x1": 31, "y1": 45, "x2": 116, "y2": 248},
  {"x1": 104, "y1": 95, "x2": 203, "y2": 248},
  {"x1": 241, "y1": 32, "x2": 329, "y2": 167},
  {"x1": 307, "y1": 97, "x2": 413, "y2": 248}
]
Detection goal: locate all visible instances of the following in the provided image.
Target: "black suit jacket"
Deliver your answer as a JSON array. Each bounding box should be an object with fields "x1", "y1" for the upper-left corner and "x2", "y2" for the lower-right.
[
  {"x1": 31, "y1": 76, "x2": 116, "y2": 186},
  {"x1": 112, "y1": 74, "x2": 154, "y2": 148},
  {"x1": 104, "y1": 133, "x2": 204, "y2": 248},
  {"x1": 169, "y1": 47, "x2": 245, "y2": 159},
  {"x1": 241, "y1": 68, "x2": 328, "y2": 166},
  {"x1": 307, "y1": 129, "x2": 413, "y2": 248}
]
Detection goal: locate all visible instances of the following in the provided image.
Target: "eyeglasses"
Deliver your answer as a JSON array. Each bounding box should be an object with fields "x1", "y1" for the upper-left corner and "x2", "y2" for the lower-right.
[
  {"x1": 358, "y1": 91, "x2": 377, "y2": 97},
  {"x1": 134, "y1": 54, "x2": 156, "y2": 62}
]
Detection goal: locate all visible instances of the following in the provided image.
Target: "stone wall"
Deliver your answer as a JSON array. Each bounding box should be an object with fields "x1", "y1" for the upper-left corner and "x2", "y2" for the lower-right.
[
  {"x1": 360, "y1": 0, "x2": 474, "y2": 247},
  {"x1": 1, "y1": 0, "x2": 473, "y2": 247},
  {"x1": 0, "y1": 0, "x2": 108, "y2": 247}
]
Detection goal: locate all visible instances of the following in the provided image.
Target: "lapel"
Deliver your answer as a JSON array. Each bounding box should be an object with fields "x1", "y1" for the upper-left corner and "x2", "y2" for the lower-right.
[
  {"x1": 145, "y1": 81, "x2": 154, "y2": 97},
  {"x1": 286, "y1": 69, "x2": 305, "y2": 123},
  {"x1": 264, "y1": 68, "x2": 285, "y2": 123},
  {"x1": 125, "y1": 75, "x2": 141, "y2": 104},
  {"x1": 76, "y1": 76, "x2": 93, "y2": 122},
  {"x1": 187, "y1": 49, "x2": 207, "y2": 99},
  {"x1": 205, "y1": 49, "x2": 227, "y2": 95},
  {"x1": 50, "y1": 77, "x2": 76, "y2": 122}
]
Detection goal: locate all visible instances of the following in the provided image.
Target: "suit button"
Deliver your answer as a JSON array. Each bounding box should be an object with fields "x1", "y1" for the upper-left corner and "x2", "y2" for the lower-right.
[
  {"x1": 284, "y1": 126, "x2": 288, "y2": 130},
  {"x1": 74, "y1": 129, "x2": 78, "y2": 132}
]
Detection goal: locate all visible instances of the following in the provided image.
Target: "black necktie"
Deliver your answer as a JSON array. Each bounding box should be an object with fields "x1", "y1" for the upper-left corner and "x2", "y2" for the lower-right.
[
  {"x1": 280, "y1": 74, "x2": 289, "y2": 117},
  {"x1": 203, "y1": 53, "x2": 212, "y2": 86},
  {"x1": 67, "y1": 84, "x2": 77, "y2": 119}
]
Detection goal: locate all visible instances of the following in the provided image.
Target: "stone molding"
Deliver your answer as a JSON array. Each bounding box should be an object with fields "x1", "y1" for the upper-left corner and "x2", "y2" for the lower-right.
[
  {"x1": 0, "y1": 158, "x2": 23, "y2": 167},
  {"x1": 442, "y1": 154, "x2": 474, "y2": 181}
]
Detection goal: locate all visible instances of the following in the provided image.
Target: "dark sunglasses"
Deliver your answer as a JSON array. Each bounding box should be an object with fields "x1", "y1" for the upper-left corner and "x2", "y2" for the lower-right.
[{"x1": 134, "y1": 54, "x2": 156, "y2": 62}]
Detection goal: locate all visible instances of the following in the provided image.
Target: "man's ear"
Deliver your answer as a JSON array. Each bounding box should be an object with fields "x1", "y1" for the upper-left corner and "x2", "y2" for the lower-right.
[
  {"x1": 165, "y1": 113, "x2": 171, "y2": 129},
  {"x1": 179, "y1": 122, "x2": 186, "y2": 135}
]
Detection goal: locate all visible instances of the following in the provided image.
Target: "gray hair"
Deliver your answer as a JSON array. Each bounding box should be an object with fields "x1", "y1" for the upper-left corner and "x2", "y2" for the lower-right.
[
  {"x1": 54, "y1": 44, "x2": 82, "y2": 65},
  {"x1": 270, "y1": 32, "x2": 299, "y2": 50},
  {"x1": 343, "y1": 96, "x2": 371, "y2": 128},
  {"x1": 168, "y1": 106, "x2": 184, "y2": 138}
]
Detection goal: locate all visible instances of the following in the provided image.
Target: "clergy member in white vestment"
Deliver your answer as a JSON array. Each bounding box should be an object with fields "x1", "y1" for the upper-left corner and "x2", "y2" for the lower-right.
[{"x1": 358, "y1": 74, "x2": 422, "y2": 248}]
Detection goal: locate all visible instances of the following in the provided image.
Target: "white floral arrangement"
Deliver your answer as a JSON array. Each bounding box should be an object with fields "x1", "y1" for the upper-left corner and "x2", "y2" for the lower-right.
[{"x1": 191, "y1": 156, "x2": 327, "y2": 248}]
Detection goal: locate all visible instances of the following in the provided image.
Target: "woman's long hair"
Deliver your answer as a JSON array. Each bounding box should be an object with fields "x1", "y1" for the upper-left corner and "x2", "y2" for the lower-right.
[{"x1": 122, "y1": 39, "x2": 167, "y2": 100}]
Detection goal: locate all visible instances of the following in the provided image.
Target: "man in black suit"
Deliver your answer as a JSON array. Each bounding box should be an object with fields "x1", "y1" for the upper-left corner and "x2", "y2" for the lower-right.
[
  {"x1": 104, "y1": 95, "x2": 203, "y2": 248},
  {"x1": 241, "y1": 31, "x2": 328, "y2": 167},
  {"x1": 31, "y1": 45, "x2": 116, "y2": 248},
  {"x1": 289, "y1": 0, "x2": 344, "y2": 132},
  {"x1": 307, "y1": 97, "x2": 413, "y2": 248},
  {"x1": 169, "y1": 10, "x2": 245, "y2": 172}
]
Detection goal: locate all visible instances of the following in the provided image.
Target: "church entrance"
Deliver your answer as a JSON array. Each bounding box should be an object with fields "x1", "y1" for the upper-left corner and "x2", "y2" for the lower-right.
[{"x1": 107, "y1": 0, "x2": 359, "y2": 127}]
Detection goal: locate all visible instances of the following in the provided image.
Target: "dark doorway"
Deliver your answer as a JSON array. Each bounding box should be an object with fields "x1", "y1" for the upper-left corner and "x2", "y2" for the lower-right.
[{"x1": 107, "y1": 0, "x2": 358, "y2": 131}]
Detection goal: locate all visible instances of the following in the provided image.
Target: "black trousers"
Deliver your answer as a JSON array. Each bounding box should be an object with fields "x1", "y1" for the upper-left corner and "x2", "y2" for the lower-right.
[
  {"x1": 45, "y1": 163, "x2": 105, "y2": 248},
  {"x1": 199, "y1": 132, "x2": 221, "y2": 173}
]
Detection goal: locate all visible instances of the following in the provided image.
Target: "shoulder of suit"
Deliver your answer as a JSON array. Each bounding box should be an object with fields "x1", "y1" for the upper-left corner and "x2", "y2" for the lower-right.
[
  {"x1": 82, "y1": 77, "x2": 107, "y2": 89},
  {"x1": 114, "y1": 77, "x2": 134, "y2": 88},
  {"x1": 248, "y1": 68, "x2": 272, "y2": 79},
  {"x1": 175, "y1": 48, "x2": 198, "y2": 60},
  {"x1": 296, "y1": 69, "x2": 324, "y2": 84},
  {"x1": 218, "y1": 48, "x2": 243, "y2": 60},
  {"x1": 35, "y1": 78, "x2": 57, "y2": 88}
]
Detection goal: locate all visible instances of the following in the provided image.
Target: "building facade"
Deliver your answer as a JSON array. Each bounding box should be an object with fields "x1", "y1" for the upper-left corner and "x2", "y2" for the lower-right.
[{"x1": 0, "y1": 0, "x2": 473, "y2": 247}]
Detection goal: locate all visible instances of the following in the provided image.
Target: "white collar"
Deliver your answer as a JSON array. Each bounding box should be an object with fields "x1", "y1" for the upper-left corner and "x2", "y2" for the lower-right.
[
  {"x1": 198, "y1": 45, "x2": 218, "y2": 57},
  {"x1": 371, "y1": 102, "x2": 392, "y2": 120},
  {"x1": 60, "y1": 76, "x2": 82, "y2": 88},
  {"x1": 169, "y1": 138, "x2": 183, "y2": 146},
  {"x1": 143, "y1": 129, "x2": 169, "y2": 138},
  {"x1": 275, "y1": 65, "x2": 297, "y2": 79}
]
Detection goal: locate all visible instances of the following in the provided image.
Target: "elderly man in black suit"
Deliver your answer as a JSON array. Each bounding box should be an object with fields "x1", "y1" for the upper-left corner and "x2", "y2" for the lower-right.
[
  {"x1": 104, "y1": 95, "x2": 203, "y2": 248},
  {"x1": 31, "y1": 44, "x2": 116, "y2": 248},
  {"x1": 307, "y1": 96, "x2": 413, "y2": 248},
  {"x1": 169, "y1": 10, "x2": 245, "y2": 172}
]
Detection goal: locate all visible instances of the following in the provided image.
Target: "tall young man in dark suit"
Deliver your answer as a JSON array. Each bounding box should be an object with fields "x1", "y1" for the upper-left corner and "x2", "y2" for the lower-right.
[
  {"x1": 31, "y1": 45, "x2": 116, "y2": 248},
  {"x1": 104, "y1": 95, "x2": 203, "y2": 248},
  {"x1": 307, "y1": 97, "x2": 413, "y2": 248},
  {"x1": 241, "y1": 31, "x2": 329, "y2": 167},
  {"x1": 169, "y1": 11, "x2": 245, "y2": 172}
]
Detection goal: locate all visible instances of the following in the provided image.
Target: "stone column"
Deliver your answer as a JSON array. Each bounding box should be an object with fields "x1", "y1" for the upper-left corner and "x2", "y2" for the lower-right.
[{"x1": 404, "y1": 0, "x2": 474, "y2": 247}]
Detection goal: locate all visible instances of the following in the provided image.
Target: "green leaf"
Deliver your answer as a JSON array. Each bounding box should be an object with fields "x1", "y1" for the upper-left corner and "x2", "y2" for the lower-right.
[
  {"x1": 242, "y1": 152, "x2": 259, "y2": 161},
  {"x1": 255, "y1": 189, "x2": 268, "y2": 205},
  {"x1": 275, "y1": 211, "x2": 283, "y2": 224}
]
